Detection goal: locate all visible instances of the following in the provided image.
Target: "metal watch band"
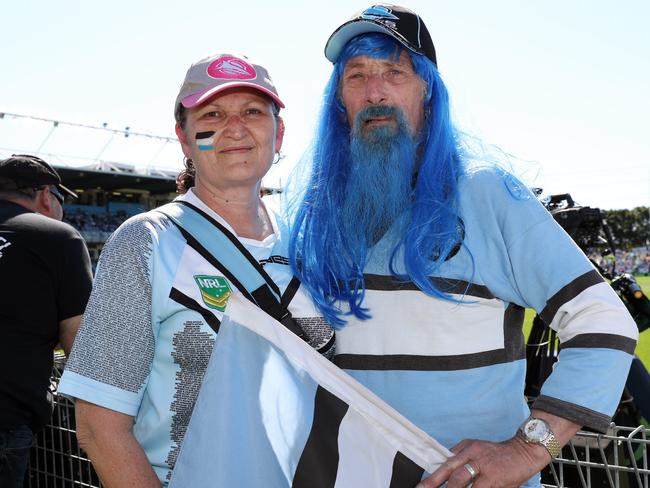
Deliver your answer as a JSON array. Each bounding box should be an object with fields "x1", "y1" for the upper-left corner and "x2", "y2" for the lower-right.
[
  {"x1": 519, "y1": 416, "x2": 562, "y2": 458},
  {"x1": 542, "y1": 433, "x2": 562, "y2": 458}
]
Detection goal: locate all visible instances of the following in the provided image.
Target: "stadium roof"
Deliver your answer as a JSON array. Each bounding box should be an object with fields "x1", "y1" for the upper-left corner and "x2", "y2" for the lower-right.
[{"x1": 56, "y1": 166, "x2": 177, "y2": 195}]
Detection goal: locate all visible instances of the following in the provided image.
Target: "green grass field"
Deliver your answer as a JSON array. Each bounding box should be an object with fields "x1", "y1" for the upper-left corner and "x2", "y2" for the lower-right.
[{"x1": 524, "y1": 275, "x2": 650, "y2": 369}]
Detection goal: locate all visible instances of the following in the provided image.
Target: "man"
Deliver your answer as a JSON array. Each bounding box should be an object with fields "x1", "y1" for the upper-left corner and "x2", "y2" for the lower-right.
[
  {"x1": 0, "y1": 154, "x2": 92, "y2": 487},
  {"x1": 288, "y1": 5, "x2": 639, "y2": 487}
]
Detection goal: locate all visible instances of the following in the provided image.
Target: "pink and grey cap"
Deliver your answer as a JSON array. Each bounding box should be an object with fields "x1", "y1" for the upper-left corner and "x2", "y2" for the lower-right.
[
  {"x1": 174, "y1": 53, "x2": 285, "y2": 122},
  {"x1": 325, "y1": 4, "x2": 437, "y2": 66}
]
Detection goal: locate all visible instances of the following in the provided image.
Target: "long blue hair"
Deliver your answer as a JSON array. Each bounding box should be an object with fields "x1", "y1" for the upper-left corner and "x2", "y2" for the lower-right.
[{"x1": 288, "y1": 34, "x2": 466, "y2": 327}]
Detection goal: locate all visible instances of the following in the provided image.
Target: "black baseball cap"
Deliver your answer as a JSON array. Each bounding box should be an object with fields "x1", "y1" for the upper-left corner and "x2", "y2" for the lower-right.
[
  {"x1": 0, "y1": 154, "x2": 77, "y2": 200},
  {"x1": 325, "y1": 4, "x2": 437, "y2": 66}
]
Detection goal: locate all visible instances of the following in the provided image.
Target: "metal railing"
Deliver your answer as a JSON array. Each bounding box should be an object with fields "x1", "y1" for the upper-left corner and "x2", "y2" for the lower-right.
[
  {"x1": 24, "y1": 354, "x2": 101, "y2": 488},
  {"x1": 542, "y1": 424, "x2": 649, "y2": 488}
]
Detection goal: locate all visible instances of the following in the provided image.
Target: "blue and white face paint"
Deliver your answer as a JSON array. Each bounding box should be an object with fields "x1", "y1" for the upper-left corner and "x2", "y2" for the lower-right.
[{"x1": 195, "y1": 131, "x2": 215, "y2": 151}]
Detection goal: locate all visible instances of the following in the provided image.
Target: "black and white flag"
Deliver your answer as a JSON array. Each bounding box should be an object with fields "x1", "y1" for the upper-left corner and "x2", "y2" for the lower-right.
[{"x1": 169, "y1": 294, "x2": 450, "y2": 487}]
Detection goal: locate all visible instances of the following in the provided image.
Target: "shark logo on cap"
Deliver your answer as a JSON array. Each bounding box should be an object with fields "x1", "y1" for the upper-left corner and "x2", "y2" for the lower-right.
[
  {"x1": 361, "y1": 5, "x2": 399, "y2": 21},
  {"x1": 207, "y1": 55, "x2": 257, "y2": 80}
]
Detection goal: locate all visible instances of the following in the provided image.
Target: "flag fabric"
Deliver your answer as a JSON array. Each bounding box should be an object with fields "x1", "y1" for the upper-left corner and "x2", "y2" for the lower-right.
[{"x1": 168, "y1": 293, "x2": 451, "y2": 487}]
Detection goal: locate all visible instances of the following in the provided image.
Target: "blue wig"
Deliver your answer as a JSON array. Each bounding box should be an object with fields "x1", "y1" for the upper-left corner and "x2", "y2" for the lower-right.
[{"x1": 288, "y1": 33, "x2": 466, "y2": 327}]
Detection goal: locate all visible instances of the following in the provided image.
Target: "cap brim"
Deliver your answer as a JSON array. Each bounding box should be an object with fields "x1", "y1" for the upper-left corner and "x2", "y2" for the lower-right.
[
  {"x1": 181, "y1": 82, "x2": 285, "y2": 110},
  {"x1": 325, "y1": 19, "x2": 421, "y2": 63},
  {"x1": 57, "y1": 184, "x2": 77, "y2": 199}
]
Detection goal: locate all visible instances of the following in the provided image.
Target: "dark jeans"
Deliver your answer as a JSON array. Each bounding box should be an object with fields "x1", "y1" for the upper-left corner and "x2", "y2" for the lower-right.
[{"x1": 0, "y1": 425, "x2": 33, "y2": 488}]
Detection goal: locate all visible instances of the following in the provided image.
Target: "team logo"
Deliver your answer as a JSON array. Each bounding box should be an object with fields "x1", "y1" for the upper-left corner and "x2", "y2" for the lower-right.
[
  {"x1": 361, "y1": 5, "x2": 399, "y2": 30},
  {"x1": 194, "y1": 275, "x2": 232, "y2": 311},
  {"x1": 207, "y1": 55, "x2": 256, "y2": 80},
  {"x1": 361, "y1": 5, "x2": 399, "y2": 21}
]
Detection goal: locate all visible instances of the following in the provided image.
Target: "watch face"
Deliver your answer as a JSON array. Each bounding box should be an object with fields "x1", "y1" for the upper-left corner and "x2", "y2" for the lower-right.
[{"x1": 524, "y1": 418, "x2": 548, "y2": 442}]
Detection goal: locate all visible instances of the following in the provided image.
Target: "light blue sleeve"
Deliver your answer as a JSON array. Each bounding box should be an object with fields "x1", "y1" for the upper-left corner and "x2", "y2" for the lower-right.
[
  {"x1": 458, "y1": 169, "x2": 638, "y2": 431},
  {"x1": 59, "y1": 214, "x2": 157, "y2": 415}
]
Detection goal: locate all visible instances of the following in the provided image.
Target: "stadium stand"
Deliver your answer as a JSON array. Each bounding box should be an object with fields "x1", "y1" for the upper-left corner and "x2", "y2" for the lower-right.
[{"x1": 56, "y1": 165, "x2": 177, "y2": 270}]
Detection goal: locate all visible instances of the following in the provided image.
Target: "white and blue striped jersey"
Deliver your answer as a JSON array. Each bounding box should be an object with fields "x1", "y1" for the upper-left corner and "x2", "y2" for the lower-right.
[{"x1": 333, "y1": 168, "x2": 638, "y2": 486}]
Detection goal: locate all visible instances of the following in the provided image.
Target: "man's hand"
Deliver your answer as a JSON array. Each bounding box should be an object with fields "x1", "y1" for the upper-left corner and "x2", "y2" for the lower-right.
[
  {"x1": 417, "y1": 411, "x2": 581, "y2": 487},
  {"x1": 417, "y1": 436, "x2": 551, "y2": 488}
]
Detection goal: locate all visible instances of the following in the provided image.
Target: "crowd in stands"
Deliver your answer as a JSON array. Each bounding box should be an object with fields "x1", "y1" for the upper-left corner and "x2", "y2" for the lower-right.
[
  {"x1": 614, "y1": 247, "x2": 650, "y2": 275},
  {"x1": 591, "y1": 247, "x2": 650, "y2": 276},
  {"x1": 63, "y1": 209, "x2": 133, "y2": 273},
  {"x1": 64, "y1": 209, "x2": 129, "y2": 233}
]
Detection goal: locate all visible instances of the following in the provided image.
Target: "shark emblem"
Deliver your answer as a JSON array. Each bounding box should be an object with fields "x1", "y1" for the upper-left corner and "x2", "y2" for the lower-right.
[
  {"x1": 361, "y1": 5, "x2": 399, "y2": 21},
  {"x1": 207, "y1": 55, "x2": 256, "y2": 80}
]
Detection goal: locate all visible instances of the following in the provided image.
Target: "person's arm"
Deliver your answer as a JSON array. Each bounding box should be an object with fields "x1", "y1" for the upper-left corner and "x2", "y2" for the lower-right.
[
  {"x1": 418, "y1": 409, "x2": 580, "y2": 487},
  {"x1": 58, "y1": 314, "x2": 82, "y2": 356},
  {"x1": 56, "y1": 227, "x2": 92, "y2": 355},
  {"x1": 75, "y1": 400, "x2": 162, "y2": 488}
]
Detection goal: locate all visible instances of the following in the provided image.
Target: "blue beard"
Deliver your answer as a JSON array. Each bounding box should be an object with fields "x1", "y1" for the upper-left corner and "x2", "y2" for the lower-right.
[{"x1": 340, "y1": 105, "x2": 418, "y2": 248}]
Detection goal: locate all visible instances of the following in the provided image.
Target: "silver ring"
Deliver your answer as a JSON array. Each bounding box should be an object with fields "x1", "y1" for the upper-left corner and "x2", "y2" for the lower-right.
[{"x1": 464, "y1": 462, "x2": 478, "y2": 480}]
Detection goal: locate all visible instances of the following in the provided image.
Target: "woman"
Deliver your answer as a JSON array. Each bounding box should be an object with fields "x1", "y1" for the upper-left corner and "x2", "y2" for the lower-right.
[{"x1": 58, "y1": 53, "x2": 334, "y2": 487}]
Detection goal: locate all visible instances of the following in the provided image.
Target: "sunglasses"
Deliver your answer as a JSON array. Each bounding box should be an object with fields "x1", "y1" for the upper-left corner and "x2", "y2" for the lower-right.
[{"x1": 37, "y1": 186, "x2": 65, "y2": 205}]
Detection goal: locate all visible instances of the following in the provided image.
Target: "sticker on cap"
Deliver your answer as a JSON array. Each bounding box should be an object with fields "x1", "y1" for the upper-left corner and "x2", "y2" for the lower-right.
[
  {"x1": 361, "y1": 5, "x2": 399, "y2": 21},
  {"x1": 207, "y1": 55, "x2": 257, "y2": 80}
]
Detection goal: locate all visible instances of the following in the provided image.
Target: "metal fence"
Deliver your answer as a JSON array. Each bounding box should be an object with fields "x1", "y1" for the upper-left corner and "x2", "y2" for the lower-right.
[
  {"x1": 24, "y1": 354, "x2": 101, "y2": 488},
  {"x1": 542, "y1": 424, "x2": 649, "y2": 488},
  {"x1": 23, "y1": 356, "x2": 649, "y2": 488}
]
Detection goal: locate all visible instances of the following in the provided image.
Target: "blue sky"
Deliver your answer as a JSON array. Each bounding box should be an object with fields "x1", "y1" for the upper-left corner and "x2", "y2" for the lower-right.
[{"x1": 1, "y1": 0, "x2": 648, "y2": 210}]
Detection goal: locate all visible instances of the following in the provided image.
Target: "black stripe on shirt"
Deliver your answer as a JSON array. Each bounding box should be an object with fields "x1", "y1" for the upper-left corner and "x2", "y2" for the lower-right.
[
  {"x1": 364, "y1": 274, "x2": 495, "y2": 300},
  {"x1": 169, "y1": 287, "x2": 220, "y2": 334},
  {"x1": 532, "y1": 395, "x2": 611, "y2": 433},
  {"x1": 539, "y1": 270, "x2": 604, "y2": 326},
  {"x1": 389, "y1": 451, "x2": 425, "y2": 488},
  {"x1": 562, "y1": 333, "x2": 636, "y2": 354},
  {"x1": 165, "y1": 219, "x2": 255, "y2": 303},
  {"x1": 504, "y1": 303, "x2": 526, "y2": 362},
  {"x1": 334, "y1": 349, "x2": 509, "y2": 371},
  {"x1": 176, "y1": 200, "x2": 281, "y2": 296},
  {"x1": 334, "y1": 301, "x2": 525, "y2": 371},
  {"x1": 281, "y1": 276, "x2": 302, "y2": 309},
  {"x1": 292, "y1": 386, "x2": 349, "y2": 488}
]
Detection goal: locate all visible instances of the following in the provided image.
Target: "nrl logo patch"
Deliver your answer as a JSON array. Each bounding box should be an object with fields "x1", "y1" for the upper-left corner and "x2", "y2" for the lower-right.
[{"x1": 194, "y1": 275, "x2": 232, "y2": 311}]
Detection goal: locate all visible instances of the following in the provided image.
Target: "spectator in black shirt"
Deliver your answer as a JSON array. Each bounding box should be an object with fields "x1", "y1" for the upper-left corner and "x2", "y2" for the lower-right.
[{"x1": 0, "y1": 154, "x2": 92, "y2": 488}]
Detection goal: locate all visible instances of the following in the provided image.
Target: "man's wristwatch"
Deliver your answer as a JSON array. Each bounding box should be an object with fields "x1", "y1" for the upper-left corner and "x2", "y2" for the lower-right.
[{"x1": 518, "y1": 416, "x2": 562, "y2": 458}]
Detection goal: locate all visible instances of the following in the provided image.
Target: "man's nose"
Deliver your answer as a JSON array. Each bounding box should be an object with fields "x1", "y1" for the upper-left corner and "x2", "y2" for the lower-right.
[{"x1": 365, "y1": 74, "x2": 387, "y2": 105}]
